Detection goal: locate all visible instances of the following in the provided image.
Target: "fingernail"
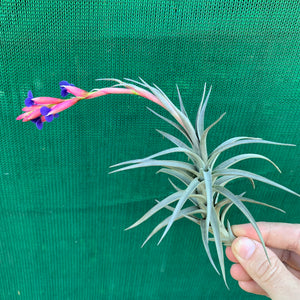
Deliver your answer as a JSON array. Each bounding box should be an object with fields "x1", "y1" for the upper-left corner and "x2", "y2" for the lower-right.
[{"x1": 233, "y1": 237, "x2": 256, "y2": 260}]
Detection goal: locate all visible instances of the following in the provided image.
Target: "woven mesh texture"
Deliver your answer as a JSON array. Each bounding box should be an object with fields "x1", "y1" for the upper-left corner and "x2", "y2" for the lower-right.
[{"x1": 0, "y1": 1, "x2": 299, "y2": 299}]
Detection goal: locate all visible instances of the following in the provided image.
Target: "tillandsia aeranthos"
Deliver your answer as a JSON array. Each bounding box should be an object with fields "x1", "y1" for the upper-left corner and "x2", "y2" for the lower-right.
[{"x1": 17, "y1": 78, "x2": 300, "y2": 288}]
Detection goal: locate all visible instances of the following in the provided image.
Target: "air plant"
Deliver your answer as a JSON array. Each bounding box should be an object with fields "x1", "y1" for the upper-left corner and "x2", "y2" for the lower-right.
[{"x1": 17, "y1": 78, "x2": 300, "y2": 287}]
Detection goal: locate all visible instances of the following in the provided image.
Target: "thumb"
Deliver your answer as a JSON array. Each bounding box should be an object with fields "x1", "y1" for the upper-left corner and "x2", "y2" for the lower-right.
[{"x1": 232, "y1": 237, "x2": 298, "y2": 299}]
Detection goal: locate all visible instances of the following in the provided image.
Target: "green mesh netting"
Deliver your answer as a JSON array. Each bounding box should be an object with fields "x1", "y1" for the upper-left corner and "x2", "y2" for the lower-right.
[{"x1": 1, "y1": 1, "x2": 299, "y2": 299}]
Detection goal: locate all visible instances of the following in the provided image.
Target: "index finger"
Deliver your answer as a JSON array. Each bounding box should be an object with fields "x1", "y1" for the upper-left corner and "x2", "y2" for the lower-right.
[{"x1": 232, "y1": 222, "x2": 300, "y2": 255}]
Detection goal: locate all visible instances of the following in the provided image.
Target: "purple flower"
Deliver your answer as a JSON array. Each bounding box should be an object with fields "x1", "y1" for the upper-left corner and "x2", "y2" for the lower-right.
[
  {"x1": 30, "y1": 111, "x2": 59, "y2": 130},
  {"x1": 60, "y1": 81, "x2": 75, "y2": 97},
  {"x1": 40, "y1": 106, "x2": 54, "y2": 122},
  {"x1": 25, "y1": 90, "x2": 34, "y2": 107},
  {"x1": 31, "y1": 117, "x2": 43, "y2": 130}
]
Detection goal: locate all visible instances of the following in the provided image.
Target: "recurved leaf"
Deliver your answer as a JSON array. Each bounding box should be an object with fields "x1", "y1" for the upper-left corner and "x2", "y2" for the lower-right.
[
  {"x1": 142, "y1": 204, "x2": 204, "y2": 247},
  {"x1": 156, "y1": 168, "x2": 193, "y2": 186},
  {"x1": 203, "y1": 168, "x2": 214, "y2": 248},
  {"x1": 199, "y1": 113, "x2": 226, "y2": 162},
  {"x1": 199, "y1": 220, "x2": 220, "y2": 275},
  {"x1": 158, "y1": 177, "x2": 200, "y2": 244},
  {"x1": 147, "y1": 107, "x2": 193, "y2": 144},
  {"x1": 110, "y1": 147, "x2": 204, "y2": 169},
  {"x1": 126, "y1": 191, "x2": 183, "y2": 230},
  {"x1": 110, "y1": 159, "x2": 200, "y2": 176},
  {"x1": 209, "y1": 139, "x2": 295, "y2": 167},
  {"x1": 214, "y1": 153, "x2": 281, "y2": 173},
  {"x1": 213, "y1": 168, "x2": 300, "y2": 197},
  {"x1": 210, "y1": 204, "x2": 228, "y2": 288},
  {"x1": 196, "y1": 84, "x2": 212, "y2": 138},
  {"x1": 203, "y1": 168, "x2": 229, "y2": 286},
  {"x1": 176, "y1": 84, "x2": 188, "y2": 117},
  {"x1": 156, "y1": 130, "x2": 192, "y2": 150},
  {"x1": 213, "y1": 185, "x2": 270, "y2": 263}
]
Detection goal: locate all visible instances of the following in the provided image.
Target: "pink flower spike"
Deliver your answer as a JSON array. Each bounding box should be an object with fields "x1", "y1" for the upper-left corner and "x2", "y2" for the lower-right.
[
  {"x1": 16, "y1": 112, "x2": 30, "y2": 120},
  {"x1": 33, "y1": 97, "x2": 64, "y2": 105},
  {"x1": 85, "y1": 88, "x2": 136, "y2": 99},
  {"x1": 62, "y1": 85, "x2": 88, "y2": 98},
  {"x1": 23, "y1": 108, "x2": 42, "y2": 122},
  {"x1": 132, "y1": 88, "x2": 165, "y2": 108},
  {"x1": 85, "y1": 87, "x2": 165, "y2": 108},
  {"x1": 48, "y1": 98, "x2": 79, "y2": 115},
  {"x1": 22, "y1": 106, "x2": 35, "y2": 112},
  {"x1": 22, "y1": 105, "x2": 42, "y2": 112}
]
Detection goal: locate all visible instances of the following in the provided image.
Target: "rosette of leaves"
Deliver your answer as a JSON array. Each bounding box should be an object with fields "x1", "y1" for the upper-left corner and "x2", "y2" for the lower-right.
[{"x1": 109, "y1": 79, "x2": 299, "y2": 287}]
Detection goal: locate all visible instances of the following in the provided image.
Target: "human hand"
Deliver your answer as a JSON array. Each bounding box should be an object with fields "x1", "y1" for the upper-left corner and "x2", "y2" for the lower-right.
[{"x1": 226, "y1": 222, "x2": 300, "y2": 299}]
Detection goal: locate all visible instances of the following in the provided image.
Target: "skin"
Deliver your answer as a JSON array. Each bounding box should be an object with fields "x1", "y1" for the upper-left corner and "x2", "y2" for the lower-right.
[{"x1": 226, "y1": 222, "x2": 300, "y2": 299}]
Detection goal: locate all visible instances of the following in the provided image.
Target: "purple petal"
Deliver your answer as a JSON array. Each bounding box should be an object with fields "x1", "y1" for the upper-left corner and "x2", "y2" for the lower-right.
[
  {"x1": 45, "y1": 114, "x2": 54, "y2": 122},
  {"x1": 59, "y1": 80, "x2": 70, "y2": 86},
  {"x1": 36, "y1": 118, "x2": 43, "y2": 130},
  {"x1": 25, "y1": 98, "x2": 34, "y2": 107},
  {"x1": 30, "y1": 117, "x2": 40, "y2": 123},
  {"x1": 40, "y1": 106, "x2": 51, "y2": 116},
  {"x1": 25, "y1": 90, "x2": 34, "y2": 107},
  {"x1": 27, "y1": 90, "x2": 33, "y2": 98},
  {"x1": 59, "y1": 81, "x2": 75, "y2": 97},
  {"x1": 60, "y1": 88, "x2": 69, "y2": 97},
  {"x1": 31, "y1": 117, "x2": 43, "y2": 130}
]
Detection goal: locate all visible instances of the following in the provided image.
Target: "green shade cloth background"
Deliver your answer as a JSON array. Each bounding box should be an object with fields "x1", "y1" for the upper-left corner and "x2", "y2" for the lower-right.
[{"x1": 0, "y1": 0, "x2": 299, "y2": 299}]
